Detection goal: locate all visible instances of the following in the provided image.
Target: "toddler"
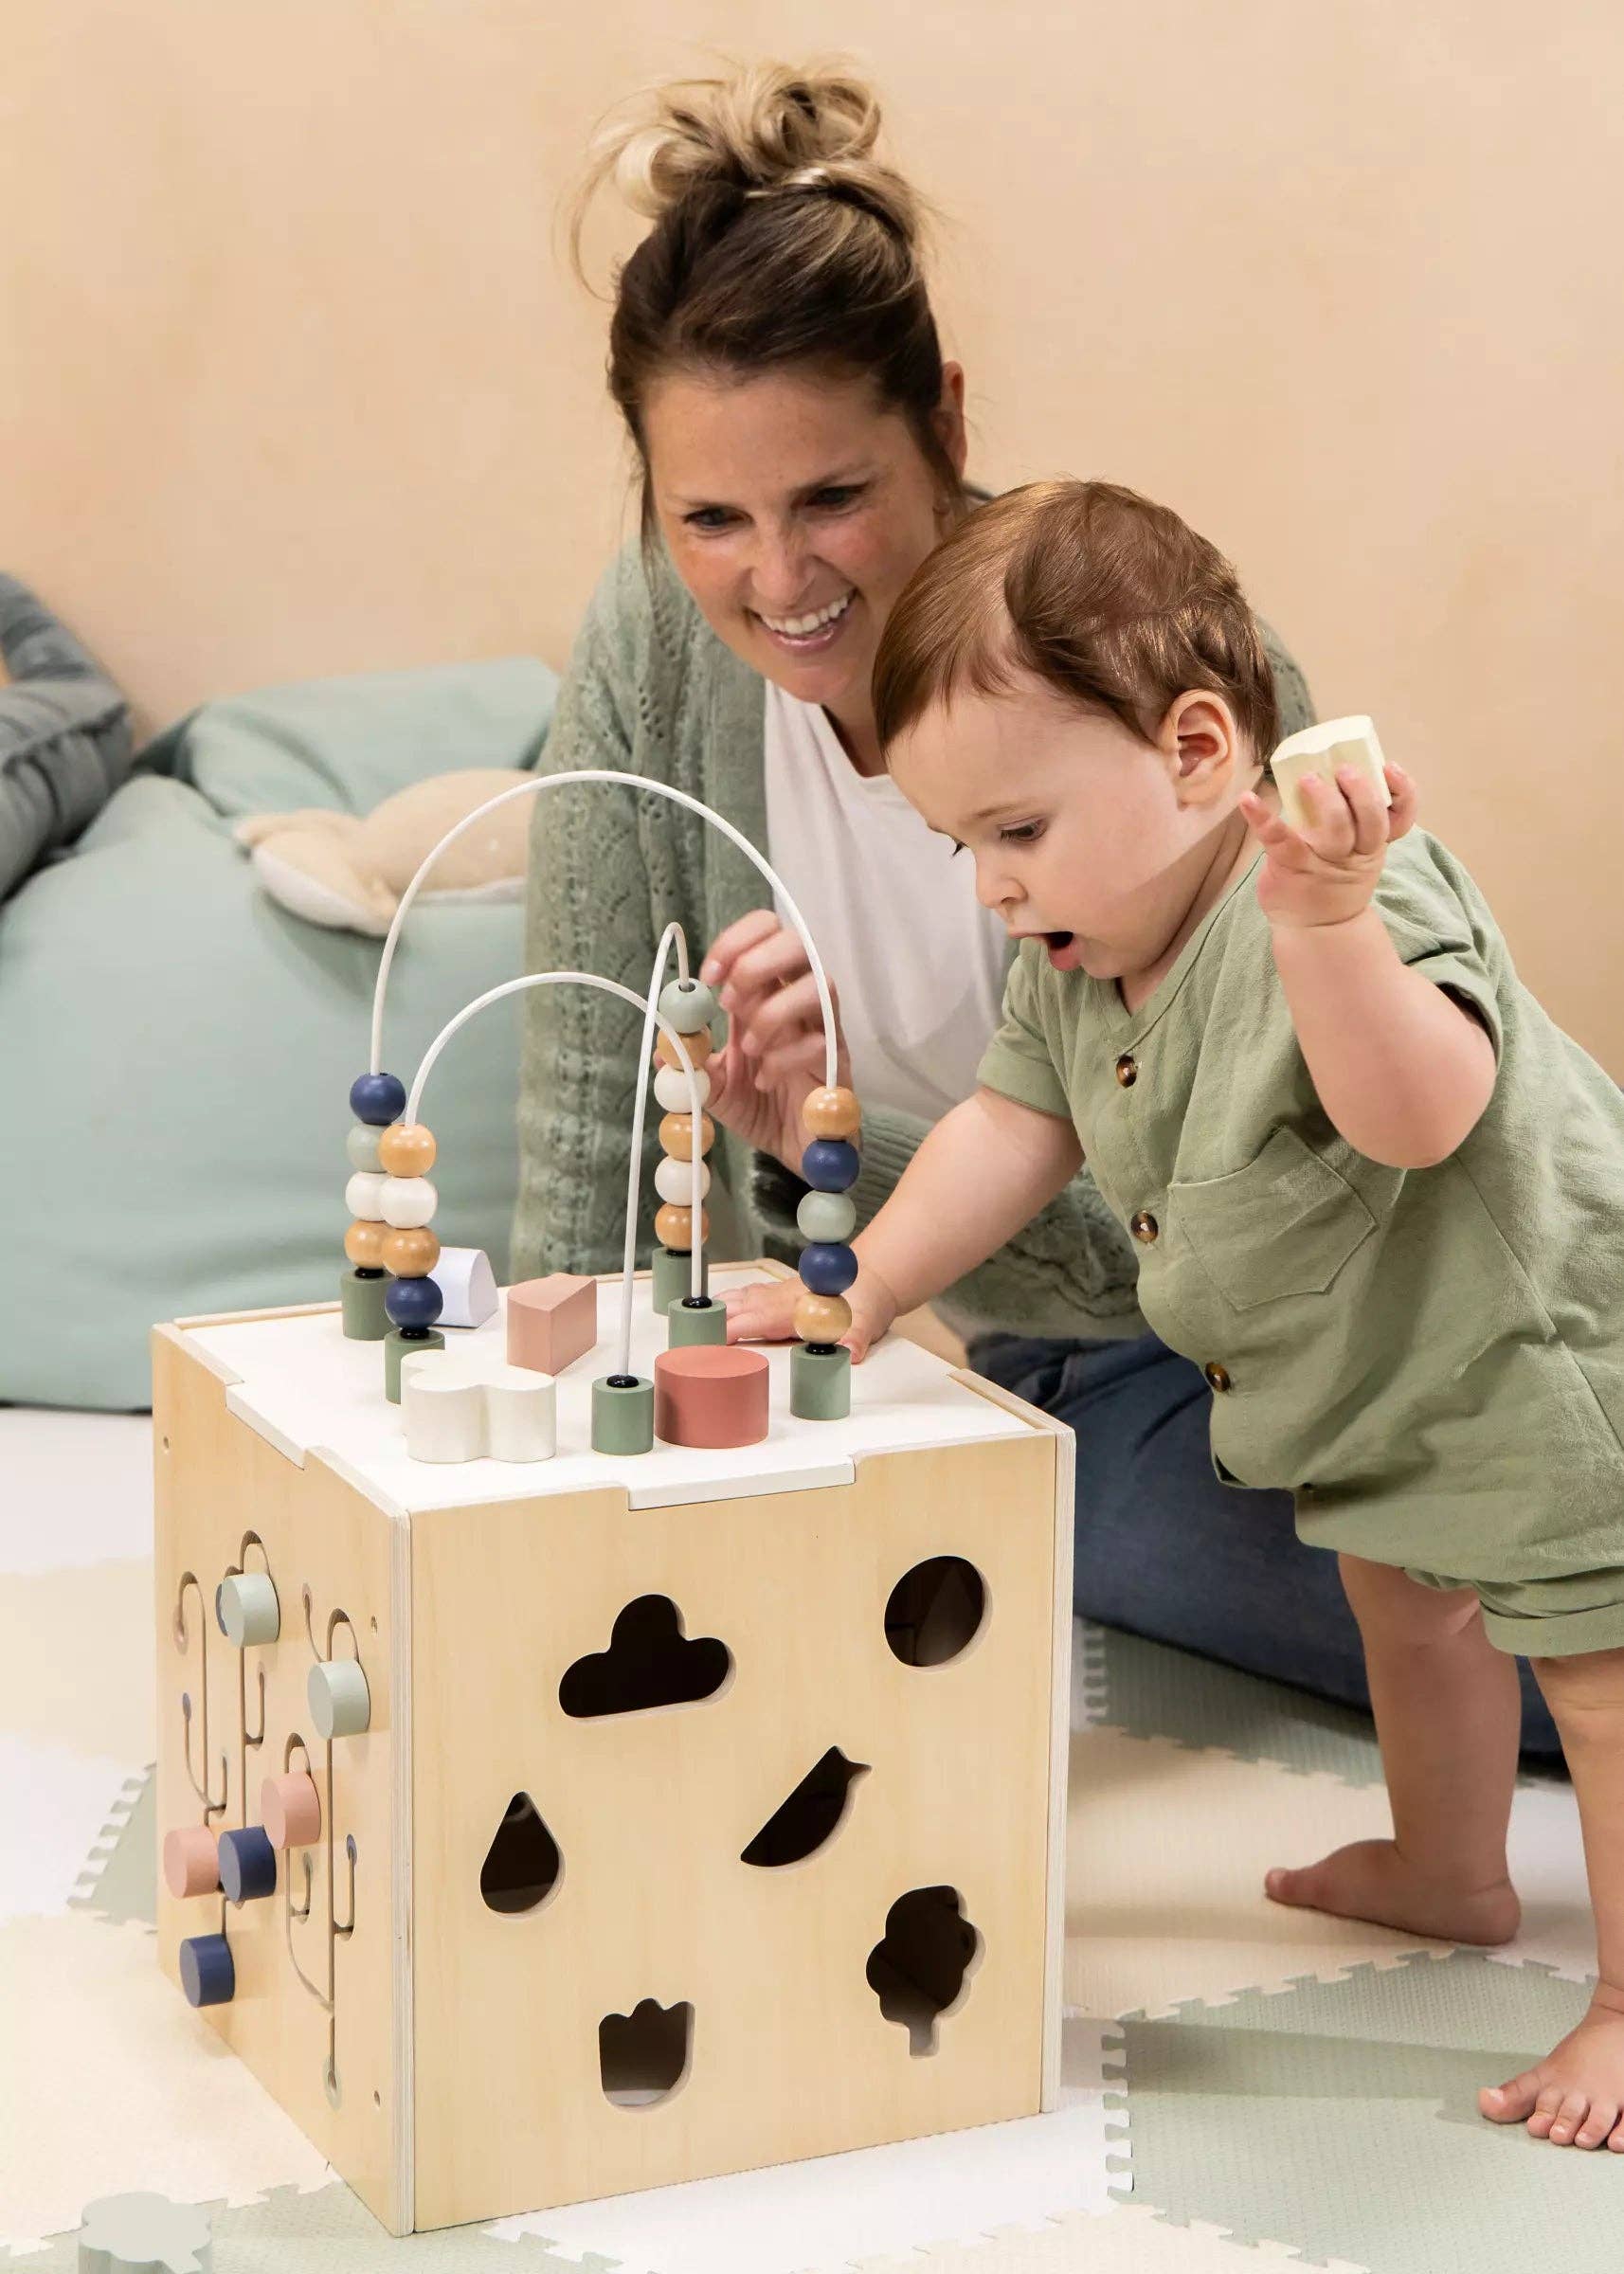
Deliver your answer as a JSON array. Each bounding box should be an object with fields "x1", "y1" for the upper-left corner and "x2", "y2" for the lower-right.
[{"x1": 728, "y1": 478, "x2": 1624, "y2": 2148}]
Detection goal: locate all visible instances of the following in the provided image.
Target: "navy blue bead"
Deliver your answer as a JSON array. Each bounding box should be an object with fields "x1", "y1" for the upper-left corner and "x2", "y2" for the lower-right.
[
  {"x1": 799, "y1": 1241, "x2": 858, "y2": 1296},
  {"x1": 350, "y1": 1071, "x2": 406, "y2": 1126},
  {"x1": 218, "y1": 1826, "x2": 279, "y2": 1905},
  {"x1": 179, "y1": 1932, "x2": 236, "y2": 2007},
  {"x1": 385, "y1": 1273, "x2": 443, "y2": 1329},
  {"x1": 802, "y1": 1139, "x2": 859, "y2": 1193}
]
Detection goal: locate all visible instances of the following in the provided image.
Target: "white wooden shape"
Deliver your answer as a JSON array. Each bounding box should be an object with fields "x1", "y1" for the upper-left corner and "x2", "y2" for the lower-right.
[
  {"x1": 431, "y1": 1246, "x2": 497, "y2": 1330},
  {"x1": 1270, "y1": 712, "x2": 1391, "y2": 834},
  {"x1": 401, "y1": 1346, "x2": 557, "y2": 1466}
]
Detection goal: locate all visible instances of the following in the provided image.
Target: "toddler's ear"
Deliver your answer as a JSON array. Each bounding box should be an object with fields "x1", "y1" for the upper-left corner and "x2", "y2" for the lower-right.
[{"x1": 1165, "y1": 691, "x2": 1240, "y2": 803}]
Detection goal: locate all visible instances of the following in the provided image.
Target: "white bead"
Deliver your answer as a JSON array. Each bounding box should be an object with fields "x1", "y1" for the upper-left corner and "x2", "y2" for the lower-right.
[
  {"x1": 380, "y1": 1175, "x2": 437, "y2": 1229},
  {"x1": 653, "y1": 1061, "x2": 711, "y2": 1112},
  {"x1": 655, "y1": 1156, "x2": 712, "y2": 1204},
  {"x1": 659, "y1": 977, "x2": 716, "y2": 1033},
  {"x1": 797, "y1": 1189, "x2": 857, "y2": 1242},
  {"x1": 345, "y1": 1170, "x2": 388, "y2": 1221}
]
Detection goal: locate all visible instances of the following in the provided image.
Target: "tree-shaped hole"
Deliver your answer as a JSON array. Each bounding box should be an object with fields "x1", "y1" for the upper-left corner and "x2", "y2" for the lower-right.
[
  {"x1": 866, "y1": 1886, "x2": 982, "y2": 2055},
  {"x1": 478, "y1": 1792, "x2": 562, "y2": 1915},
  {"x1": 741, "y1": 1747, "x2": 869, "y2": 1868},
  {"x1": 599, "y1": 1998, "x2": 693, "y2": 2107},
  {"x1": 559, "y1": 1595, "x2": 731, "y2": 1719},
  {"x1": 884, "y1": 1557, "x2": 987, "y2": 1667}
]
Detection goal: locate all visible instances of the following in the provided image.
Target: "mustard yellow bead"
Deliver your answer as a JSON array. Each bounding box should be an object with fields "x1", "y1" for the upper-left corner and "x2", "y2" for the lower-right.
[
  {"x1": 378, "y1": 1122, "x2": 437, "y2": 1177},
  {"x1": 658, "y1": 1110, "x2": 715, "y2": 1163},
  {"x1": 344, "y1": 1218, "x2": 388, "y2": 1269},
  {"x1": 803, "y1": 1085, "x2": 860, "y2": 1141},
  {"x1": 794, "y1": 1290, "x2": 853, "y2": 1344},
  {"x1": 381, "y1": 1225, "x2": 441, "y2": 1278},
  {"x1": 655, "y1": 1202, "x2": 710, "y2": 1253},
  {"x1": 655, "y1": 1023, "x2": 715, "y2": 1071}
]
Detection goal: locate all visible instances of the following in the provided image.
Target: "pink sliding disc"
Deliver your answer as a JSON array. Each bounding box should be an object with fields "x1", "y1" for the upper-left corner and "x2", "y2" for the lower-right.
[
  {"x1": 261, "y1": 1771, "x2": 322, "y2": 1850},
  {"x1": 163, "y1": 1823, "x2": 222, "y2": 1899}
]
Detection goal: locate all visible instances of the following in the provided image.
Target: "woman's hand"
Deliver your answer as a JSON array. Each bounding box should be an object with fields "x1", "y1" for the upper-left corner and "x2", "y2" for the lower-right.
[
  {"x1": 1239, "y1": 763, "x2": 1418, "y2": 931},
  {"x1": 724, "y1": 1263, "x2": 899, "y2": 1363},
  {"x1": 699, "y1": 911, "x2": 853, "y2": 1175}
]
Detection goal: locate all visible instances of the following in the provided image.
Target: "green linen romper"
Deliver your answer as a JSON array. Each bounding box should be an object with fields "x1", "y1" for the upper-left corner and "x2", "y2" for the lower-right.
[{"x1": 976, "y1": 829, "x2": 1624, "y2": 1657}]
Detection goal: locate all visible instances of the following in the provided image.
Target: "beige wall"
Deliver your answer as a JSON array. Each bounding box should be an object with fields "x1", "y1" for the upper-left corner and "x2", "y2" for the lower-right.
[{"x1": 6, "y1": 3, "x2": 1621, "y2": 1065}]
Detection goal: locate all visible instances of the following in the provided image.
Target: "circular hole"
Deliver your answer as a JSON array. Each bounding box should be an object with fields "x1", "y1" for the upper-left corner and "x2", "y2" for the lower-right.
[{"x1": 884, "y1": 1557, "x2": 987, "y2": 1668}]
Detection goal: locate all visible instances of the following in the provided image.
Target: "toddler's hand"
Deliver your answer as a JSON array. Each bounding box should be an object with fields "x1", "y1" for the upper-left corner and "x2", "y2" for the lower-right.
[
  {"x1": 1240, "y1": 763, "x2": 1417, "y2": 930},
  {"x1": 724, "y1": 1267, "x2": 898, "y2": 1363}
]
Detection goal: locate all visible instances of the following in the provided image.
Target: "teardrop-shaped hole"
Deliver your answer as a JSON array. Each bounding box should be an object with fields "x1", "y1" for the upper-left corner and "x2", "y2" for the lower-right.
[
  {"x1": 741, "y1": 1747, "x2": 869, "y2": 1868},
  {"x1": 479, "y1": 1792, "x2": 562, "y2": 1915}
]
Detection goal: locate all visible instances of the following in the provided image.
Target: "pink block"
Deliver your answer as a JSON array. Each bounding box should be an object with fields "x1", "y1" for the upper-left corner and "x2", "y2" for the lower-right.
[
  {"x1": 507, "y1": 1273, "x2": 599, "y2": 1377},
  {"x1": 262, "y1": 1771, "x2": 322, "y2": 1851},
  {"x1": 654, "y1": 1345, "x2": 770, "y2": 1449},
  {"x1": 163, "y1": 1823, "x2": 221, "y2": 1899}
]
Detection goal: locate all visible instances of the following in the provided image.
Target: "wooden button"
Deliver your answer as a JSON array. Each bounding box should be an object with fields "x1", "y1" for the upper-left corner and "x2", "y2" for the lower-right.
[
  {"x1": 1204, "y1": 1362, "x2": 1232, "y2": 1393},
  {"x1": 1130, "y1": 1210, "x2": 1159, "y2": 1244},
  {"x1": 1114, "y1": 1054, "x2": 1138, "y2": 1088}
]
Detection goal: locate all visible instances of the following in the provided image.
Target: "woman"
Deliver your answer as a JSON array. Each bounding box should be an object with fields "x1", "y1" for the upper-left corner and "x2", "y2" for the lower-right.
[{"x1": 514, "y1": 61, "x2": 1557, "y2": 1750}]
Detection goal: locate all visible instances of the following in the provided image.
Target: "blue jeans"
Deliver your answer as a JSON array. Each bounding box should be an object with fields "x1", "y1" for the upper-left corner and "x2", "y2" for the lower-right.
[{"x1": 970, "y1": 1327, "x2": 1563, "y2": 1762}]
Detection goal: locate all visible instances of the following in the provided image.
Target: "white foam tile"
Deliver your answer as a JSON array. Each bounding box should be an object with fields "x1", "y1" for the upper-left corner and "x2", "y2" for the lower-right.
[
  {"x1": 0, "y1": 1734, "x2": 146, "y2": 1922},
  {"x1": 186, "y1": 1268, "x2": 1030, "y2": 1517},
  {"x1": 1489, "y1": 1772, "x2": 1596, "y2": 1983},
  {"x1": 0, "y1": 1409, "x2": 154, "y2": 1573},
  {"x1": 485, "y1": 2016, "x2": 1120, "y2": 2274}
]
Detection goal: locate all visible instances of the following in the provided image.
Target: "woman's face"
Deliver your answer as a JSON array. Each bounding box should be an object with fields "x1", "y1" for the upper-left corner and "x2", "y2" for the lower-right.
[{"x1": 642, "y1": 364, "x2": 966, "y2": 725}]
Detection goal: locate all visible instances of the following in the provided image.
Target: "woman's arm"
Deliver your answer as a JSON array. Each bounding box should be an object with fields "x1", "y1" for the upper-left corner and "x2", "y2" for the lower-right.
[{"x1": 512, "y1": 551, "x2": 664, "y2": 1278}]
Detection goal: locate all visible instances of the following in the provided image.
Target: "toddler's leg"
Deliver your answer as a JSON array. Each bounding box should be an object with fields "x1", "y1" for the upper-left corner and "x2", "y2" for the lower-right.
[
  {"x1": 1482, "y1": 1647, "x2": 1624, "y2": 2149},
  {"x1": 1266, "y1": 1554, "x2": 1522, "y2": 1944}
]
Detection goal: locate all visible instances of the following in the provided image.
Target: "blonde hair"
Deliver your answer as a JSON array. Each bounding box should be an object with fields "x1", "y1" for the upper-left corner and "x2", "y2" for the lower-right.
[
  {"x1": 568, "y1": 62, "x2": 965, "y2": 542},
  {"x1": 874, "y1": 479, "x2": 1279, "y2": 761}
]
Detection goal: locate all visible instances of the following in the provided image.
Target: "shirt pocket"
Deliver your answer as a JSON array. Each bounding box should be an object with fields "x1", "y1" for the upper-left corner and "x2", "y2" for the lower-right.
[{"x1": 1170, "y1": 1127, "x2": 1377, "y2": 1313}]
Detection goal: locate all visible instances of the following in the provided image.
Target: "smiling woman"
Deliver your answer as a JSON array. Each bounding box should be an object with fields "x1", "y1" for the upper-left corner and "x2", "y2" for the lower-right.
[{"x1": 502, "y1": 63, "x2": 1556, "y2": 1749}]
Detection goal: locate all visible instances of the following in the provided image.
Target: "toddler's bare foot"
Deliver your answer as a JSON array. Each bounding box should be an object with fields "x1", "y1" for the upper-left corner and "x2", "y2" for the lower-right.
[
  {"x1": 1480, "y1": 1988, "x2": 1624, "y2": 2147},
  {"x1": 1264, "y1": 1838, "x2": 1520, "y2": 1945}
]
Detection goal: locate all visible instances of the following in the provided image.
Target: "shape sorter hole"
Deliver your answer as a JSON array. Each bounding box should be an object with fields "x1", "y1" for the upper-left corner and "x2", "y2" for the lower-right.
[
  {"x1": 479, "y1": 1792, "x2": 563, "y2": 1915},
  {"x1": 558, "y1": 1596, "x2": 731, "y2": 1721},
  {"x1": 741, "y1": 1747, "x2": 869, "y2": 1868},
  {"x1": 865, "y1": 1886, "x2": 983, "y2": 2055},
  {"x1": 883, "y1": 1558, "x2": 987, "y2": 1668},
  {"x1": 599, "y1": 1998, "x2": 693, "y2": 2108}
]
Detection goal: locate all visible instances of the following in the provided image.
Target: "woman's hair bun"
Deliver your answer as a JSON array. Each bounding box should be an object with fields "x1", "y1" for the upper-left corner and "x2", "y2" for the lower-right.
[{"x1": 580, "y1": 59, "x2": 925, "y2": 254}]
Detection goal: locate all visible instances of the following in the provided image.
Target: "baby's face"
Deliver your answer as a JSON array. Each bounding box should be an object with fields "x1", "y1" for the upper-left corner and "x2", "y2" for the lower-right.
[{"x1": 888, "y1": 674, "x2": 1236, "y2": 984}]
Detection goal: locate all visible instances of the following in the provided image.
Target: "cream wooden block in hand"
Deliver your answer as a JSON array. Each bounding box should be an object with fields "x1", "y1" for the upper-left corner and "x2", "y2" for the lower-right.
[
  {"x1": 400, "y1": 1345, "x2": 557, "y2": 1465},
  {"x1": 1270, "y1": 713, "x2": 1391, "y2": 833}
]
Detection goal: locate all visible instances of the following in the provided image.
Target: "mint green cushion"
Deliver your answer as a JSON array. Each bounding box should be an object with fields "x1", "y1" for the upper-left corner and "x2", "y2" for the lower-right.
[{"x1": 0, "y1": 659, "x2": 557, "y2": 1409}]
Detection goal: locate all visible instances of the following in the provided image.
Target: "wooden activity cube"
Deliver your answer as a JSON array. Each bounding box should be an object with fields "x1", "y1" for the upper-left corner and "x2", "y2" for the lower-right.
[{"x1": 153, "y1": 1264, "x2": 1073, "y2": 2235}]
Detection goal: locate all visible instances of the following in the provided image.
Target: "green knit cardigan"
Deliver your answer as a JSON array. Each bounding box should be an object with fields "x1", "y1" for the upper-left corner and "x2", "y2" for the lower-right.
[{"x1": 513, "y1": 538, "x2": 1315, "y2": 1344}]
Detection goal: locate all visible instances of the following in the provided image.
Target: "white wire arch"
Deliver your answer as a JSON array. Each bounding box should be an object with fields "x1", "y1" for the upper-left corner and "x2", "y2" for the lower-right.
[
  {"x1": 369, "y1": 768, "x2": 839, "y2": 1093},
  {"x1": 404, "y1": 968, "x2": 707, "y2": 1382}
]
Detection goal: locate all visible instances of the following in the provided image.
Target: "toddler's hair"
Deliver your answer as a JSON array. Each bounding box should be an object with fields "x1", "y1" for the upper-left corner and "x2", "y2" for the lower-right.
[{"x1": 873, "y1": 478, "x2": 1279, "y2": 762}]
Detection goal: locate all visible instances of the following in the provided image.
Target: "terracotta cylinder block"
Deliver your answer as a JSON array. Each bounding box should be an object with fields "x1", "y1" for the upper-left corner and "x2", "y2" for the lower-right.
[
  {"x1": 654, "y1": 1345, "x2": 770, "y2": 1449},
  {"x1": 163, "y1": 1823, "x2": 221, "y2": 1899},
  {"x1": 262, "y1": 1770, "x2": 322, "y2": 1851}
]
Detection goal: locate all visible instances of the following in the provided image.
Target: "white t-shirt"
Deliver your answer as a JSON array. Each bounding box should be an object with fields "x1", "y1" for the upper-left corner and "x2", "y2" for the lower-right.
[{"x1": 762, "y1": 683, "x2": 1010, "y2": 1127}]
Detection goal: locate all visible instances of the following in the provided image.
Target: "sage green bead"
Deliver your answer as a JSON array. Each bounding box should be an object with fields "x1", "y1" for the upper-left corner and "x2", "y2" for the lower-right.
[
  {"x1": 791, "y1": 1340, "x2": 852, "y2": 1421},
  {"x1": 666, "y1": 1295, "x2": 728, "y2": 1348},
  {"x1": 385, "y1": 1326, "x2": 443, "y2": 1403},
  {"x1": 659, "y1": 976, "x2": 716, "y2": 1034},
  {"x1": 796, "y1": 1190, "x2": 857, "y2": 1244},
  {"x1": 346, "y1": 1123, "x2": 383, "y2": 1173},
  {"x1": 651, "y1": 1243, "x2": 705, "y2": 1316},
  {"x1": 592, "y1": 1374, "x2": 656, "y2": 1454},
  {"x1": 340, "y1": 1267, "x2": 392, "y2": 1342}
]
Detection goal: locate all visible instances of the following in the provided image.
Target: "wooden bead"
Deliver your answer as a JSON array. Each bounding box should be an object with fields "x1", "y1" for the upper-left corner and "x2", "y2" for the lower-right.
[
  {"x1": 655, "y1": 1156, "x2": 711, "y2": 1204},
  {"x1": 658, "y1": 977, "x2": 716, "y2": 1033},
  {"x1": 797, "y1": 1189, "x2": 856, "y2": 1243},
  {"x1": 794, "y1": 1290, "x2": 853, "y2": 1344},
  {"x1": 385, "y1": 1273, "x2": 443, "y2": 1329},
  {"x1": 658, "y1": 1111, "x2": 714, "y2": 1162},
  {"x1": 345, "y1": 1218, "x2": 388, "y2": 1268},
  {"x1": 653, "y1": 1061, "x2": 711, "y2": 1112},
  {"x1": 655, "y1": 1202, "x2": 710, "y2": 1252},
  {"x1": 378, "y1": 1121, "x2": 437, "y2": 1177},
  {"x1": 799, "y1": 1240, "x2": 857, "y2": 1295},
  {"x1": 349, "y1": 1070, "x2": 406, "y2": 1126},
  {"x1": 381, "y1": 1225, "x2": 441, "y2": 1277},
  {"x1": 802, "y1": 1139, "x2": 859, "y2": 1193},
  {"x1": 345, "y1": 1169, "x2": 388, "y2": 1221},
  {"x1": 380, "y1": 1175, "x2": 437, "y2": 1228},
  {"x1": 655, "y1": 1022, "x2": 714, "y2": 1071},
  {"x1": 346, "y1": 1123, "x2": 383, "y2": 1172},
  {"x1": 803, "y1": 1085, "x2": 860, "y2": 1140}
]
